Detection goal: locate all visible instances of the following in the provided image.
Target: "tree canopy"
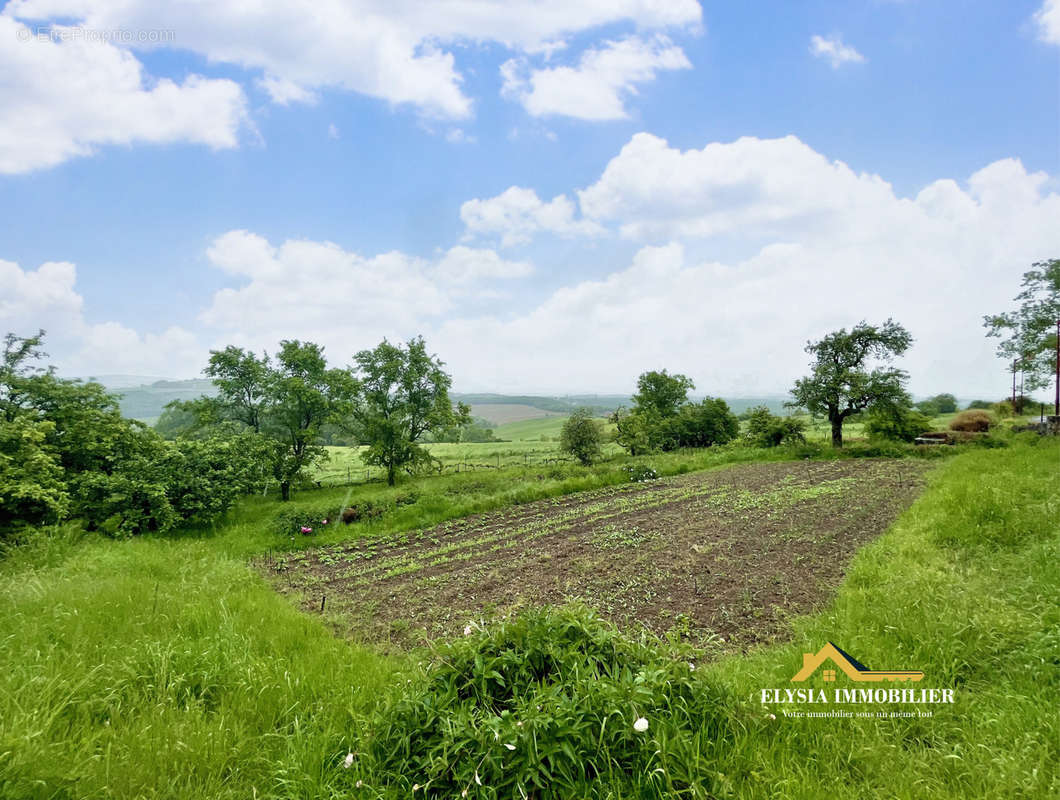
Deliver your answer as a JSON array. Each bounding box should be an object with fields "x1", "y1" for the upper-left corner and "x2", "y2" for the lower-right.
[
  {"x1": 789, "y1": 319, "x2": 913, "y2": 447},
  {"x1": 203, "y1": 341, "x2": 355, "y2": 500},
  {"x1": 350, "y1": 337, "x2": 468, "y2": 486},
  {"x1": 613, "y1": 369, "x2": 737, "y2": 454},
  {"x1": 984, "y1": 258, "x2": 1059, "y2": 409},
  {"x1": 1, "y1": 330, "x2": 263, "y2": 536},
  {"x1": 560, "y1": 408, "x2": 603, "y2": 465}
]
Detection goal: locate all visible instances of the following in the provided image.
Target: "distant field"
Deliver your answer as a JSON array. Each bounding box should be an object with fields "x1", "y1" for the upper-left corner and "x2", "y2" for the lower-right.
[
  {"x1": 469, "y1": 403, "x2": 564, "y2": 425},
  {"x1": 493, "y1": 415, "x2": 568, "y2": 441},
  {"x1": 314, "y1": 417, "x2": 621, "y2": 485}
]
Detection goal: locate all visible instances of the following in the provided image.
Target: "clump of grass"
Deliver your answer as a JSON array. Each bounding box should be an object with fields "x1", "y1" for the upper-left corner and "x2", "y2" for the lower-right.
[{"x1": 356, "y1": 606, "x2": 733, "y2": 798}]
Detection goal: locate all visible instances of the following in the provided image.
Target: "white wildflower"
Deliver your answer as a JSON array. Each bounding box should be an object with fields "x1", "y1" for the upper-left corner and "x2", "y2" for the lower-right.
[
  {"x1": 504, "y1": 743, "x2": 516, "y2": 750},
  {"x1": 342, "y1": 752, "x2": 354, "y2": 769},
  {"x1": 475, "y1": 771, "x2": 482, "y2": 786},
  {"x1": 633, "y1": 717, "x2": 649, "y2": 732}
]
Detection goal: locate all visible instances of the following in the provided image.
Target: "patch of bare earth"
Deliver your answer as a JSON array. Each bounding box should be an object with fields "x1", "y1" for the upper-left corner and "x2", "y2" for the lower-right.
[{"x1": 256, "y1": 458, "x2": 932, "y2": 649}]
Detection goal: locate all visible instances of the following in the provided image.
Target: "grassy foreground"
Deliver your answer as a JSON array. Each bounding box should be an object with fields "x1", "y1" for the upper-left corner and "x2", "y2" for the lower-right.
[{"x1": 0, "y1": 440, "x2": 1056, "y2": 798}]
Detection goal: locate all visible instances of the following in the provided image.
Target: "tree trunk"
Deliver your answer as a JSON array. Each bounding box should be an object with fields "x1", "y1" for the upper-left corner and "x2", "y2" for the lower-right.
[
  {"x1": 830, "y1": 416, "x2": 844, "y2": 448},
  {"x1": 280, "y1": 481, "x2": 290, "y2": 501},
  {"x1": 387, "y1": 464, "x2": 396, "y2": 486}
]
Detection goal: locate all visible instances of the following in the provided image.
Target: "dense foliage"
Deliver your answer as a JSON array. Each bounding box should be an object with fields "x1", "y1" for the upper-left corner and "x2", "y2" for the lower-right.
[
  {"x1": 361, "y1": 607, "x2": 732, "y2": 799},
  {"x1": 744, "y1": 405, "x2": 807, "y2": 447},
  {"x1": 559, "y1": 408, "x2": 603, "y2": 465},
  {"x1": 201, "y1": 342, "x2": 356, "y2": 500},
  {"x1": 1, "y1": 332, "x2": 265, "y2": 537},
  {"x1": 914, "y1": 392, "x2": 958, "y2": 416},
  {"x1": 613, "y1": 371, "x2": 739, "y2": 454},
  {"x1": 864, "y1": 405, "x2": 933, "y2": 443},
  {"x1": 351, "y1": 337, "x2": 470, "y2": 486}
]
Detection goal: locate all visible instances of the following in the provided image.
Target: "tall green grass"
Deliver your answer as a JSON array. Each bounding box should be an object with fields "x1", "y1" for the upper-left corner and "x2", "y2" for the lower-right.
[{"x1": 0, "y1": 536, "x2": 398, "y2": 799}]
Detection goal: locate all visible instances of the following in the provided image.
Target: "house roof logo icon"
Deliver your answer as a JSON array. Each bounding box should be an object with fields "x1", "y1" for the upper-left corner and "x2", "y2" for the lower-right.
[{"x1": 791, "y1": 642, "x2": 924, "y2": 683}]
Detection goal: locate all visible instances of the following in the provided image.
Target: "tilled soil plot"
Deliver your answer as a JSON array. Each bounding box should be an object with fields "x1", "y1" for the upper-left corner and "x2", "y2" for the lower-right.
[{"x1": 258, "y1": 458, "x2": 932, "y2": 648}]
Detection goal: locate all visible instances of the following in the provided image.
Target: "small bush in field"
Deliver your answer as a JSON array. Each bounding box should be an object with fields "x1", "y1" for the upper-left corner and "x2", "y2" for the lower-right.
[
  {"x1": 950, "y1": 410, "x2": 992, "y2": 432},
  {"x1": 745, "y1": 406, "x2": 807, "y2": 447},
  {"x1": 359, "y1": 606, "x2": 732, "y2": 798},
  {"x1": 560, "y1": 408, "x2": 604, "y2": 466},
  {"x1": 624, "y1": 464, "x2": 658, "y2": 482},
  {"x1": 340, "y1": 502, "x2": 384, "y2": 525},
  {"x1": 270, "y1": 506, "x2": 336, "y2": 536}
]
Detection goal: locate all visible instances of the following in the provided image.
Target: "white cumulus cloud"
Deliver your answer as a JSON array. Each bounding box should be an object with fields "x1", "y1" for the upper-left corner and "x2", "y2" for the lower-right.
[
  {"x1": 461, "y1": 186, "x2": 605, "y2": 247},
  {"x1": 0, "y1": 258, "x2": 202, "y2": 376},
  {"x1": 1034, "y1": 0, "x2": 1060, "y2": 44},
  {"x1": 809, "y1": 34, "x2": 866, "y2": 68},
  {"x1": 501, "y1": 34, "x2": 691, "y2": 120},
  {"x1": 4, "y1": 0, "x2": 702, "y2": 125},
  {"x1": 0, "y1": 16, "x2": 248, "y2": 174},
  {"x1": 9, "y1": 133, "x2": 1059, "y2": 398}
]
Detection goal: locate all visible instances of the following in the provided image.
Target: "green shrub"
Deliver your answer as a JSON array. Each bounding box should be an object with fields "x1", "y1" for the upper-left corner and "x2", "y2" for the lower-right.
[
  {"x1": 624, "y1": 464, "x2": 658, "y2": 482},
  {"x1": 360, "y1": 607, "x2": 732, "y2": 798},
  {"x1": 864, "y1": 406, "x2": 933, "y2": 442},
  {"x1": 745, "y1": 406, "x2": 807, "y2": 447},
  {"x1": 559, "y1": 408, "x2": 604, "y2": 465},
  {"x1": 270, "y1": 506, "x2": 341, "y2": 536}
]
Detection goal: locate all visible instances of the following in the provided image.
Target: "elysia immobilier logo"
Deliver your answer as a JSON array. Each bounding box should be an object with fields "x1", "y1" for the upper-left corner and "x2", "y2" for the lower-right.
[{"x1": 760, "y1": 642, "x2": 955, "y2": 713}]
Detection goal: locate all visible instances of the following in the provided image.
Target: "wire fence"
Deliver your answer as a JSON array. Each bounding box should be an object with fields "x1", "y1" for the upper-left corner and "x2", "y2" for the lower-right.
[{"x1": 309, "y1": 445, "x2": 625, "y2": 489}]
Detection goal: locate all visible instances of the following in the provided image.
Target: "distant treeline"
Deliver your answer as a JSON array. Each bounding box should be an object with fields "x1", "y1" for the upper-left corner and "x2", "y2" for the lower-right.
[{"x1": 109, "y1": 381, "x2": 798, "y2": 423}]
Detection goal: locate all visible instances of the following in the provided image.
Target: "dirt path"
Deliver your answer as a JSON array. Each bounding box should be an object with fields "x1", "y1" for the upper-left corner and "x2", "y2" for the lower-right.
[{"x1": 258, "y1": 458, "x2": 933, "y2": 648}]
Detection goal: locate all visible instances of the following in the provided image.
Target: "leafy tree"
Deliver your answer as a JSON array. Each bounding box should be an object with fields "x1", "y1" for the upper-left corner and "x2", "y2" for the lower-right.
[
  {"x1": 1, "y1": 331, "x2": 262, "y2": 535},
  {"x1": 914, "y1": 399, "x2": 940, "y2": 417},
  {"x1": 632, "y1": 370, "x2": 694, "y2": 417},
  {"x1": 864, "y1": 406, "x2": 933, "y2": 443},
  {"x1": 789, "y1": 319, "x2": 914, "y2": 447},
  {"x1": 266, "y1": 341, "x2": 356, "y2": 500},
  {"x1": 560, "y1": 408, "x2": 603, "y2": 465},
  {"x1": 614, "y1": 371, "x2": 737, "y2": 453},
  {"x1": 610, "y1": 408, "x2": 655, "y2": 455},
  {"x1": 744, "y1": 406, "x2": 807, "y2": 447},
  {"x1": 931, "y1": 393, "x2": 958, "y2": 414},
  {"x1": 984, "y1": 259, "x2": 1060, "y2": 410},
  {"x1": 0, "y1": 416, "x2": 68, "y2": 532},
  {"x1": 154, "y1": 400, "x2": 204, "y2": 440},
  {"x1": 350, "y1": 337, "x2": 468, "y2": 486},
  {"x1": 204, "y1": 345, "x2": 272, "y2": 432},
  {"x1": 661, "y1": 398, "x2": 739, "y2": 449},
  {"x1": 203, "y1": 341, "x2": 355, "y2": 500}
]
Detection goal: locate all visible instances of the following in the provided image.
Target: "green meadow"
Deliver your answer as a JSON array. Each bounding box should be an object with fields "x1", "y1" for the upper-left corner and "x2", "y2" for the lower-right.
[{"x1": 2, "y1": 435, "x2": 1057, "y2": 798}]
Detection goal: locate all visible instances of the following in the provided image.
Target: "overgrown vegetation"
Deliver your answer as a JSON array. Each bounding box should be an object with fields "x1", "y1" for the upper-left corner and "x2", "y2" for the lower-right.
[
  {"x1": 612, "y1": 370, "x2": 739, "y2": 454},
  {"x1": 1, "y1": 332, "x2": 267, "y2": 537}
]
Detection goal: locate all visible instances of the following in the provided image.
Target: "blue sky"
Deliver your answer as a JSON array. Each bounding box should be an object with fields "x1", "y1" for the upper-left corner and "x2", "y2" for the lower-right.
[{"x1": 1, "y1": 0, "x2": 1058, "y2": 396}]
